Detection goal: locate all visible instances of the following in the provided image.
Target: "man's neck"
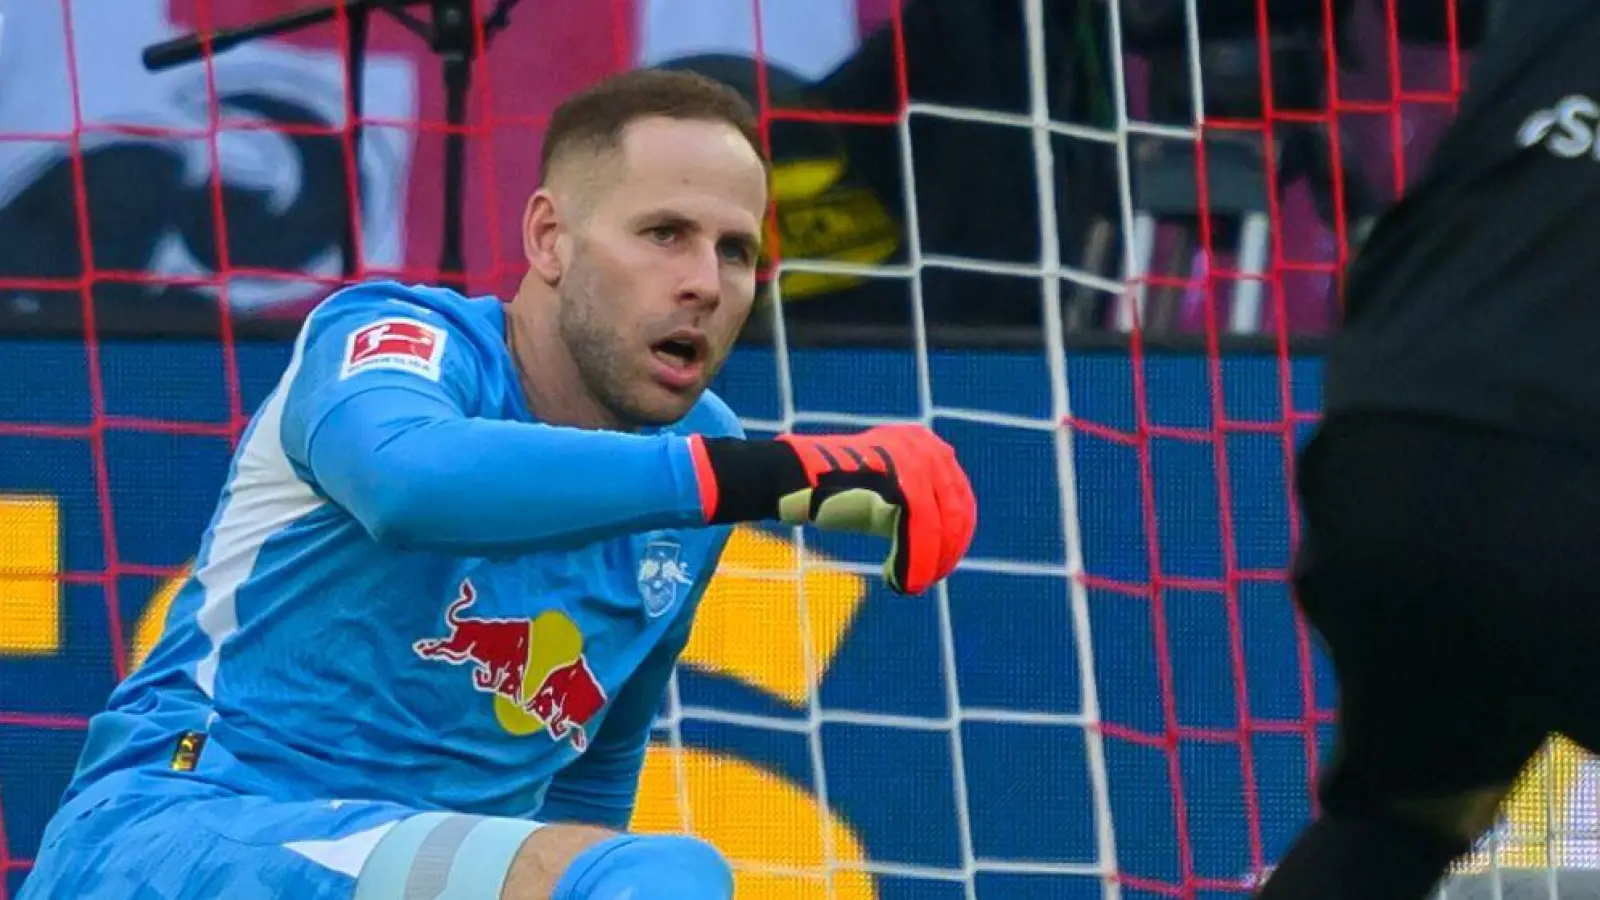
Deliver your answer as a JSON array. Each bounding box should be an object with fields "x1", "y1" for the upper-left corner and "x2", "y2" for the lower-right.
[{"x1": 504, "y1": 291, "x2": 621, "y2": 432}]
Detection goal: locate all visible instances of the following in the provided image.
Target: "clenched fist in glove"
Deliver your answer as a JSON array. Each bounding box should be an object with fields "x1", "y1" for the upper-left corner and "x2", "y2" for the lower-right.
[{"x1": 689, "y1": 424, "x2": 977, "y2": 595}]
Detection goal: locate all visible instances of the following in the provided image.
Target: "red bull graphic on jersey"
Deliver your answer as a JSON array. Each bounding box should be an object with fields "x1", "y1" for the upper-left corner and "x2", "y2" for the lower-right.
[
  {"x1": 412, "y1": 580, "x2": 608, "y2": 750},
  {"x1": 525, "y1": 655, "x2": 607, "y2": 749}
]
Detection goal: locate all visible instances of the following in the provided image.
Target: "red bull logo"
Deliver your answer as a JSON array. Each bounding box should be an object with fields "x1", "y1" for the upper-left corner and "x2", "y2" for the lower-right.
[
  {"x1": 412, "y1": 581, "x2": 532, "y2": 700},
  {"x1": 526, "y1": 656, "x2": 607, "y2": 751},
  {"x1": 413, "y1": 579, "x2": 607, "y2": 750}
]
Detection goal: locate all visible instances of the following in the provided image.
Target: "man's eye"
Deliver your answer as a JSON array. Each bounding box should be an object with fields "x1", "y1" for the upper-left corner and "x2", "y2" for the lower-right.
[
  {"x1": 719, "y1": 243, "x2": 754, "y2": 265},
  {"x1": 647, "y1": 225, "x2": 678, "y2": 243}
]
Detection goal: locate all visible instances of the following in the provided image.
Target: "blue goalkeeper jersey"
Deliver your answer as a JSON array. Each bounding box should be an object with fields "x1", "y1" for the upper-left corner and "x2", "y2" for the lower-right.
[{"x1": 63, "y1": 280, "x2": 740, "y2": 830}]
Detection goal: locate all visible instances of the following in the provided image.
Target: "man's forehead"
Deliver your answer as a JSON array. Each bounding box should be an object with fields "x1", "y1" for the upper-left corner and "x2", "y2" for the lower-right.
[
  {"x1": 547, "y1": 117, "x2": 765, "y2": 222},
  {"x1": 613, "y1": 121, "x2": 766, "y2": 211},
  {"x1": 617, "y1": 115, "x2": 759, "y2": 159}
]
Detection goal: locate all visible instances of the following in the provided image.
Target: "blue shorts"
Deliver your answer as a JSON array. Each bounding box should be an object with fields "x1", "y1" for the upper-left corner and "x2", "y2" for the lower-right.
[{"x1": 17, "y1": 770, "x2": 542, "y2": 900}]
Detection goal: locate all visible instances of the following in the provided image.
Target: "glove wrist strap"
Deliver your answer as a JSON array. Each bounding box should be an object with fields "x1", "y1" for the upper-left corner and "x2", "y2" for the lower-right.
[{"x1": 697, "y1": 437, "x2": 808, "y2": 525}]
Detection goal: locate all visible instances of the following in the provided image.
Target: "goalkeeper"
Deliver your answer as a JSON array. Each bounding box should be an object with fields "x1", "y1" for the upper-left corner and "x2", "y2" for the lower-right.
[
  {"x1": 18, "y1": 68, "x2": 976, "y2": 900},
  {"x1": 1256, "y1": 3, "x2": 1600, "y2": 899}
]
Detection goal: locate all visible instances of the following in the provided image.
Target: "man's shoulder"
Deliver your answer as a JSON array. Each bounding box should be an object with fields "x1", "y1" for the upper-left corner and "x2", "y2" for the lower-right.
[
  {"x1": 292, "y1": 280, "x2": 508, "y2": 383},
  {"x1": 303, "y1": 280, "x2": 502, "y2": 343},
  {"x1": 674, "y1": 389, "x2": 744, "y2": 439}
]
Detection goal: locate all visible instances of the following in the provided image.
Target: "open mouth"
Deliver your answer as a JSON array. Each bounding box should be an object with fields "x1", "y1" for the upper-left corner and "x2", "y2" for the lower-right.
[{"x1": 650, "y1": 331, "x2": 707, "y2": 372}]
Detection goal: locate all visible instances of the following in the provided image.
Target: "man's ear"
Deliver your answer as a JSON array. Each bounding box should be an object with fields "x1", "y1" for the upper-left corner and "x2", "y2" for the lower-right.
[{"x1": 523, "y1": 188, "x2": 564, "y2": 284}]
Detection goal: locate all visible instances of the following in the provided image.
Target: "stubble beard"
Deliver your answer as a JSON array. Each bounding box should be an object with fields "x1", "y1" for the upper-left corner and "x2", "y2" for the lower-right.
[{"x1": 557, "y1": 254, "x2": 689, "y2": 430}]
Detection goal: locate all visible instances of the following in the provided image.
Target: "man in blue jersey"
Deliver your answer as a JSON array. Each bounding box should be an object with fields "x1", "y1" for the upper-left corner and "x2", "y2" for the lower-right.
[{"x1": 19, "y1": 68, "x2": 976, "y2": 900}]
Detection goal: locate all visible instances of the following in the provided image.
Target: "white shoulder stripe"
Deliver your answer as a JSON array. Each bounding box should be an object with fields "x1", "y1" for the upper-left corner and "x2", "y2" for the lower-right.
[{"x1": 192, "y1": 320, "x2": 327, "y2": 698}]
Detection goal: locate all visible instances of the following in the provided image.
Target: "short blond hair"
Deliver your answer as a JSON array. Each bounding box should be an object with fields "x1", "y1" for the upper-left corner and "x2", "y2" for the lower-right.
[{"x1": 540, "y1": 68, "x2": 767, "y2": 181}]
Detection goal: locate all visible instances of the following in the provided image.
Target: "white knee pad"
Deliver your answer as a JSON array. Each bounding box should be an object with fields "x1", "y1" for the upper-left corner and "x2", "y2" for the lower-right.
[{"x1": 353, "y1": 811, "x2": 543, "y2": 899}]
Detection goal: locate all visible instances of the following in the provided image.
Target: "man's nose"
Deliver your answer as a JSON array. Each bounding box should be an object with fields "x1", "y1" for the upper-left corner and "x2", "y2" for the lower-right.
[{"x1": 677, "y1": 243, "x2": 721, "y2": 309}]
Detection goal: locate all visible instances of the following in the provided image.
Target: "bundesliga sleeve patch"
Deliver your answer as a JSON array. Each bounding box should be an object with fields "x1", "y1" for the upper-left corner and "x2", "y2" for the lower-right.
[{"x1": 339, "y1": 317, "x2": 449, "y2": 382}]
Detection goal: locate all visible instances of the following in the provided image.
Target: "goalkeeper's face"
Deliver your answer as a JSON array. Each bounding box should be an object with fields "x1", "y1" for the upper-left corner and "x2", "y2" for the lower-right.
[{"x1": 538, "y1": 117, "x2": 767, "y2": 428}]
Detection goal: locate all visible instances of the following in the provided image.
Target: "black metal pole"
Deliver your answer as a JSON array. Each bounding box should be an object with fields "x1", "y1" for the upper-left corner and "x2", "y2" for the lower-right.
[
  {"x1": 145, "y1": 0, "x2": 524, "y2": 299},
  {"x1": 342, "y1": 4, "x2": 370, "y2": 280},
  {"x1": 142, "y1": 3, "x2": 366, "y2": 70},
  {"x1": 432, "y1": 0, "x2": 476, "y2": 294},
  {"x1": 440, "y1": 58, "x2": 468, "y2": 294}
]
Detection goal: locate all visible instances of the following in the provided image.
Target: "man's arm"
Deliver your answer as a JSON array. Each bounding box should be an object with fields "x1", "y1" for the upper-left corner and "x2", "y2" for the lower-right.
[
  {"x1": 279, "y1": 291, "x2": 710, "y2": 557},
  {"x1": 303, "y1": 387, "x2": 707, "y2": 556},
  {"x1": 281, "y1": 283, "x2": 974, "y2": 592},
  {"x1": 537, "y1": 593, "x2": 707, "y2": 830}
]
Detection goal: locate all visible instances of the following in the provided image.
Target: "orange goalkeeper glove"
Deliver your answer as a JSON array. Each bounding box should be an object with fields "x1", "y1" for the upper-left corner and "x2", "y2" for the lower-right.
[{"x1": 690, "y1": 424, "x2": 976, "y2": 595}]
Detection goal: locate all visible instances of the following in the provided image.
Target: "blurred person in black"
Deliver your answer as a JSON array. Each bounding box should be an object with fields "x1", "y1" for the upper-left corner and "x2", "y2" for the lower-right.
[{"x1": 1250, "y1": 3, "x2": 1600, "y2": 899}]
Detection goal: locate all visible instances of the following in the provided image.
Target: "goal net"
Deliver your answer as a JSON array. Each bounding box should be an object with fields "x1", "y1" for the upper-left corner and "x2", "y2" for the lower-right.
[{"x1": 0, "y1": 1, "x2": 1590, "y2": 899}]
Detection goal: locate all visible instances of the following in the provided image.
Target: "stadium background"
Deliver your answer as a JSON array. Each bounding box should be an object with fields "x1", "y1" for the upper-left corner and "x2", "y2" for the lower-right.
[{"x1": 1, "y1": 1, "x2": 1592, "y2": 898}]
